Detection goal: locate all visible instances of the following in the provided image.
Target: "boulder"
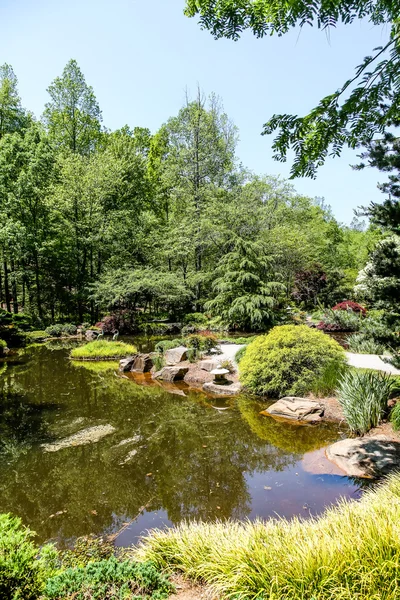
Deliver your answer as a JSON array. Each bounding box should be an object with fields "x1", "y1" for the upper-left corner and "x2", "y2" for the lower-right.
[
  {"x1": 119, "y1": 355, "x2": 137, "y2": 372},
  {"x1": 131, "y1": 353, "x2": 154, "y2": 373},
  {"x1": 155, "y1": 366, "x2": 189, "y2": 382},
  {"x1": 199, "y1": 359, "x2": 220, "y2": 372},
  {"x1": 85, "y1": 330, "x2": 98, "y2": 341},
  {"x1": 261, "y1": 397, "x2": 324, "y2": 422},
  {"x1": 203, "y1": 381, "x2": 241, "y2": 396},
  {"x1": 164, "y1": 346, "x2": 188, "y2": 366},
  {"x1": 42, "y1": 425, "x2": 116, "y2": 453},
  {"x1": 326, "y1": 436, "x2": 400, "y2": 478}
]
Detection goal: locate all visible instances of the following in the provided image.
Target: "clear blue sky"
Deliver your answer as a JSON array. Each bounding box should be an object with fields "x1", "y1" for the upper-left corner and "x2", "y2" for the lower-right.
[{"x1": 0, "y1": 0, "x2": 390, "y2": 223}]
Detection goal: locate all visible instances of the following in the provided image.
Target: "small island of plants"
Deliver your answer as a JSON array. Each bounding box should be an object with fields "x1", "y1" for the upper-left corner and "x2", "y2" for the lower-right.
[{"x1": 70, "y1": 340, "x2": 137, "y2": 361}]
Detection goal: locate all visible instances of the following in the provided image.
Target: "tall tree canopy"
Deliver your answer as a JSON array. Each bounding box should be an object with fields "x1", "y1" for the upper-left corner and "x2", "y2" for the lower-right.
[
  {"x1": 0, "y1": 64, "x2": 26, "y2": 139},
  {"x1": 43, "y1": 59, "x2": 102, "y2": 154},
  {"x1": 184, "y1": 0, "x2": 400, "y2": 178}
]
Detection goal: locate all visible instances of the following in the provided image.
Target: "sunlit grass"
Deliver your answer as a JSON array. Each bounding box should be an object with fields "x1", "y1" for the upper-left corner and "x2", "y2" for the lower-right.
[
  {"x1": 70, "y1": 340, "x2": 137, "y2": 360},
  {"x1": 71, "y1": 360, "x2": 120, "y2": 372},
  {"x1": 137, "y1": 471, "x2": 400, "y2": 600}
]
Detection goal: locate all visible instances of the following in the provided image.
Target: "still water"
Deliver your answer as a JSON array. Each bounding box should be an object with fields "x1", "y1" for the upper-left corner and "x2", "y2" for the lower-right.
[{"x1": 0, "y1": 340, "x2": 362, "y2": 546}]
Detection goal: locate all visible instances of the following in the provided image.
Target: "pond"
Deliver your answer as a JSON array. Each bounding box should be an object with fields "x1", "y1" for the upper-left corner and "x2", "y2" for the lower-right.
[{"x1": 0, "y1": 339, "x2": 363, "y2": 547}]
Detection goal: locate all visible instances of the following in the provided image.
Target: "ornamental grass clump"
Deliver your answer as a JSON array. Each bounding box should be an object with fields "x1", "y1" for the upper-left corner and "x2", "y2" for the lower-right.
[
  {"x1": 70, "y1": 340, "x2": 137, "y2": 361},
  {"x1": 137, "y1": 471, "x2": 400, "y2": 600},
  {"x1": 336, "y1": 369, "x2": 397, "y2": 434},
  {"x1": 239, "y1": 325, "x2": 345, "y2": 397}
]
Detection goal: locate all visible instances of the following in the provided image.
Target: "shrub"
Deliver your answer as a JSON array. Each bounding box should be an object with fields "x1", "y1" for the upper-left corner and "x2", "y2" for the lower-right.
[
  {"x1": 317, "y1": 308, "x2": 362, "y2": 332},
  {"x1": 0, "y1": 513, "x2": 57, "y2": 600},
  {"x1": 137, "y1": 471, "x2": 400, "y2": 600},
  {"x1": 61, "y1": 323, "x2": 77, "y2": 336},
  {"x1": 70, "y1": 340, "x2": 137, "y2": 360},
  {"x1": 187, "y1": 347, "x2": 201, "y2": 363},
  {"x1": 152, "y1": 354, "x2": 165, "y2": 372},
  {"x1": 44, "y1": 324, "x2": 64, "y2": 337},
  {"x1": 219, "y1": 359, "x2": 235, "y2": 373},
  {"x1": 239, "y1": 325, "x2": 345, "y2": 397},
  {"x1": 347, "y1": 333, "x2": 386, "y2": 355},
  {"x1": 45, "y1": 557, "x2": 173, "y2": 600},
  {"x1": 391, "y1": 402, "x2": 400, "y2": 430},
  {"x1": 336, "y1": 370, "x2": 397, "y2": 434},
  {"x1": 185, "y1": 332, "x2": 218, "y2": 353},
  {"x1": 100, "y1": 311, "x2": 136, "y2": 335},
  {"x1": 154, "y1": 339, "x2": 184, "y2": 353},
  {"x1": 0, "y1": 339, "x2": 6, "y2": 349},
  {"x1": 235, "y1": 346, "x2": 247, "y2": 364},
  {"x1": 183, "y1": 312, "x2": 208, "y2": 325},
  {"x1": 332, "y1": 300, "x2": 366, "y2": 314}
]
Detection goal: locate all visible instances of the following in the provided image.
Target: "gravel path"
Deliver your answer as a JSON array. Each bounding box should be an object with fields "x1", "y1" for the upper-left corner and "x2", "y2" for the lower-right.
[
  {"x1": 217, "y1": 343, "x2": 245, "y2": 366},
  {"x1": 346, "y1": 352, "x2": 400, "y2": 375}
]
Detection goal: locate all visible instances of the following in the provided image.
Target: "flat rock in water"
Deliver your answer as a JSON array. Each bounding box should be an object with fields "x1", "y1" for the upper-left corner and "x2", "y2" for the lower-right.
[
  {"x1": 199, "y1": 360, "x2": 220, "y2": 372},
  {"x1": 164, "y1": 346, "x2": 188, "y2": 365},
  {"x1": 42, "y1": 425, "x2": 116, "y2": 453},
  {"x1": 325, "y1": 436, "x2": 400, "y2": 478},
  {"x1": 156, "y1": 366, "x2": 189, "y2": 382},
  {"x1": 203, "y1": 381, "x2": 241, "y2": 396},
  {"x1": 261, "y1": 397, "x2": 324, "y2": 422}
]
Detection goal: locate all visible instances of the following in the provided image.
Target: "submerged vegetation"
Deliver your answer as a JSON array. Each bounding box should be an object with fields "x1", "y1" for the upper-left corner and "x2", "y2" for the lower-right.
[
  {"x1": 138, "y1": 471, "x2": 400, "y2": 600},
  {"x1": 70, "y1": 340, "x2": 137, "y2": 360}
]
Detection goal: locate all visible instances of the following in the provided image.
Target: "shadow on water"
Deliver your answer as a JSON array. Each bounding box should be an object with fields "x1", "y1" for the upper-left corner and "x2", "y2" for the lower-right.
[{"x1": 0, "y1": 340, "x2": 363, "y2": 546}]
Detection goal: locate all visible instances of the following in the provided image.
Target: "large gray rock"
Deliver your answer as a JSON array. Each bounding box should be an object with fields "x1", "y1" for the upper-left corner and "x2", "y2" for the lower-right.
[
  {"x1": 261, "y1": 397, "x2": 324, "y2": 422},
  {"x1": 85, "y1": 330, "x2": 98, "y2": 341},
  {"x1": 164, "y1": 346, "x2": 188, "y2": 365},
  {"x1": 119, "y1": 355, "x2": 137, "y2": 371},
  {"x1": 131, "y1": 353, "x2": 154, "y2": 372},
  {"x1": 199, "y1": 359, "x2": 220, "y2": 372},
  {"x1": 326, "y1": 436, "x2": 400, "y2": 478},
  {"x1": 203, "y1": 381, "x2": 241, "y2": 396},
  {"x1": 41, "y1": 425, "x2": 116, "y2": 453},
  {"x1": 155, "y1": 366, "x2": 189, "y2": 382}
]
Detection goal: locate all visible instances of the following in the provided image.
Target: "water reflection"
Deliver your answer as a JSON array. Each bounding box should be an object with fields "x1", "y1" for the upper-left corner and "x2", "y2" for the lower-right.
[{"x1": 0, "y1": 342, "x2": 359, "y2": 545}]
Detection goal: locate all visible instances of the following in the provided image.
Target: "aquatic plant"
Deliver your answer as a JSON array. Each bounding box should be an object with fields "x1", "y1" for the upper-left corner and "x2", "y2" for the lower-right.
[
  {"x1": 239, "y1": 325, "x2": 345, "y2": 397},
  {"x1": 137, "y1": 471, "x2": 400, "y2": 600},
  {"x1": 336, "y1": 369, "x2": 397, "y2": 434},
  {"x1": 70, "y1": 340, "x2": 137, "y2": 360}
]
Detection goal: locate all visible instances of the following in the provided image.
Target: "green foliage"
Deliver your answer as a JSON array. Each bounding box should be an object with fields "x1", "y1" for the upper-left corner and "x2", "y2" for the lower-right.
[
  {"x1": 390, "y1": 402, "x2": 400, "y2": 430},
  {"x1": 0, "y1": 339, "x2": 6, "y2": 349},
  {"x1": 347, "y1": 333, "x2": 386, "y2": 355},
  {"x1": 219, "y1": 336, "x2": 257, "y2": 344},
  {"x1": 336, "y1": 370, "x2": 397, "y2": 434},
  {"x1": 239, "y1": 324, "x2": 345, "y2": 397},
  {"x1": 0, "y1": 513, "x2": 57, "y2": 600},
  {"x1": 183, "y1": 312, "x2": 208, "y2": 325},
  {"x1": 138, "y1": 471, "x2": 400, "y2": 600},
  {"x1": 45, "y1": 323, "x2": 77, "y2": 337},
  {"x1": 44, "y1": 557, "x2": 173, "y2": 600},
  {"x1": 318, "y1": 308, "x2": 362, "y2": 332},
  {"x1": 185, "y1": 332, "x2": 218, "y2": 353},
  {"x1": 185, "y1": 0, "x2": 400, "y2": 179},
  {"x1": 154, "y1": 339, "x2": 184, "y2": 353},
  {"x1": 311, "y1": 358, "x2": 349, "y2": 397},
  {"x1": 234, "y1": 346, "x2": 247, "y2": 364},
  {"x1": 219, "y1": 359, "x2": 235, "y2": 373},
  {"x1": 152, "y1": 354, "x2": 165, "y2": 372},
  {"x1": 205, "y1": 237, "x2": 284, "y2": 330},
  {"x1": 71, "y1": 340, "x2": 137, "y2": 360}
]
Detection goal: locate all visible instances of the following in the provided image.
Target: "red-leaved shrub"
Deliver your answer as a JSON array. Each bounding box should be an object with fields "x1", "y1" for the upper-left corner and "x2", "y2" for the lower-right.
[{"x1": 332, "y1": 301, "x2": 366, "y2": 315}]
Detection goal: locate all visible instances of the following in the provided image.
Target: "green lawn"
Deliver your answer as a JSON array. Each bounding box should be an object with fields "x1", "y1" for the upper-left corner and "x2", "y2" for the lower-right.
[{"x1": 70, "y1": 340, "x2": 137, "y2": 360}]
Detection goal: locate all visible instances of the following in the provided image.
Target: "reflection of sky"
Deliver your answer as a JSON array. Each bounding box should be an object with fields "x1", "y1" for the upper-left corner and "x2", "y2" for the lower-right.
[{"x1": 246, "y1": 460, "x2": 362, "y2": 521}]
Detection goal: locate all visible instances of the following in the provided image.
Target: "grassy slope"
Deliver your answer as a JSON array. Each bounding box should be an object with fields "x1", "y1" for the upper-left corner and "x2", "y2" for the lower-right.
[
  {"x1": 137, "y1": 472, "x2": 400, "y2": 599},
  {"x1": 70, "y1": 340, "x2": 137, "y2": 359}
]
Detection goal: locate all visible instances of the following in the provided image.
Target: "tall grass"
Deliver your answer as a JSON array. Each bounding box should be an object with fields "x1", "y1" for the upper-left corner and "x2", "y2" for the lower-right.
[
  {"x1": 137, "y1": 472, "x2": 400, "y2": 600},
  {"x1": 336, "y1": 369, "x2": 397, "y2": 434},
  {"x1": 310, "y1": 358, "x2": 348, "y2": 397},
  {"x1": 70, "y1": 340, "x2": 137, "y2": 360}
]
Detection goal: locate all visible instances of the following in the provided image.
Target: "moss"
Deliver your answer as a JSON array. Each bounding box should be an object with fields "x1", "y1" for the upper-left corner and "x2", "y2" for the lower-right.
[{"x1": 70, "y1": 340, "x2": 137, "y2": 360}]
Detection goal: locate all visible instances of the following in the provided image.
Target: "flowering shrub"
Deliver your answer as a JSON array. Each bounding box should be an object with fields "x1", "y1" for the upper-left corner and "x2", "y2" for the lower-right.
[{"x1": 332, "y1": 301, "x2": 366, "y2": 315}]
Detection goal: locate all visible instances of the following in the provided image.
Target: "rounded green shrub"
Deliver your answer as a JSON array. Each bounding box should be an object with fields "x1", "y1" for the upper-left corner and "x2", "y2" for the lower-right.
[
  {"x1": 0, "y1": 513, "x2": 57, "y2": 600},
  {"x1": 239, "y1": 324, "x2": 345, "y2": 397}
]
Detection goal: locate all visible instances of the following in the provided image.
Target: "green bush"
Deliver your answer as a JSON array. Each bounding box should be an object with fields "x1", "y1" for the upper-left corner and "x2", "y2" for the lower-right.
[
  {"x1": 154, "y1": 339, "x2": 184, "y2": 353},
  {"x1": 26, "y1": 330, "x2": 48, "y2": 342},
  {"x1": 45, "y1": 557, "x2": 173, "y2": 600},
  {"x1": 0, "y1": 513, "x2": 57, "y2": 600},
  {"x1": 185, "y1": 333, "x2": 218, "y2": 353},
  {"x1": 45, "y1": 323, "x2": 77, "y2": 337},
  {"x1": 320, "y1": 308, "x2": 362, "y2": 332},
  {"x1": 234, "y1": 346, "x2": 247, "y2": 364},
  {"x1": 390, "y1": 402, "x2": 400, "y2": 430},
  {"x1": 336, "y1": 370, "x2": 397, "y2": 434},
  {"x1": 219, "y1": 336, "x2": 257, "y2": 345},
  {"x1": 239, "y1": 325, "x2": 345, "y2": 397},
  {"x1": 0, "y1": 339, "x2": 6, "y2": 349},
  {"x1": 183, "y1": 312, "x2": 208, "y2": 325},
  {"x1": 70, "y1": 340, "x2": 137, "y2": 360}
]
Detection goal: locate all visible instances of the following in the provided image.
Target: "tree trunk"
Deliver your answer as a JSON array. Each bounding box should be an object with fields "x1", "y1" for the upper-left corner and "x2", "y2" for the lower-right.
[
  {"x1": 3, "y1": 256, "x2": 11, "y2": 313},
  {"x1": 10, "y1": 258, "x2": 18, "y2": 314}
]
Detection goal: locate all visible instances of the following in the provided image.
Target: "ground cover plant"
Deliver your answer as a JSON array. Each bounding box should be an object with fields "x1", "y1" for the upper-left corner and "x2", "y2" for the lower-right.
[
  {"x1": 336, "y1": 370, "x2": 398, "y2": 434},
  {"x1": 70, "y1": 340, "x2": 137, "y2": 360},
  {"x1": 239, "y1": 325, "x2": 345, "y2": 397},
  {"x1": 137, "y1": 470, "x2": 400, "y2": 600}
]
